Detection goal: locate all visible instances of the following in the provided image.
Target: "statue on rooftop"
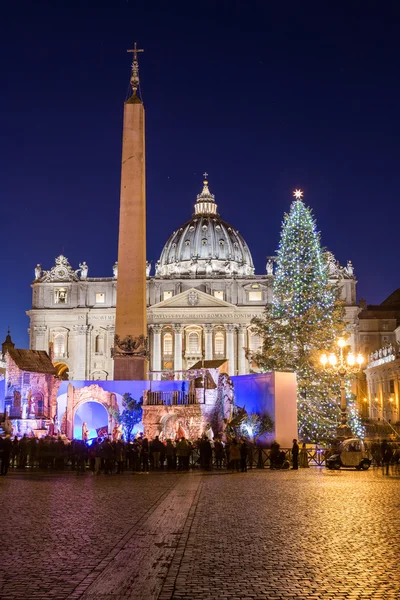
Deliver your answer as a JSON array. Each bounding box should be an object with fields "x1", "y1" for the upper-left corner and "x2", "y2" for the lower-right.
[{"x1": 79, "y1": 262, "x2": 88, "y2": 280}]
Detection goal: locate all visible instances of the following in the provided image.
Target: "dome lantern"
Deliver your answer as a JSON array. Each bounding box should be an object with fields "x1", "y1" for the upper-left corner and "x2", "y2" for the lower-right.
[
  {"x1": 155, "y1": 176, "x2": 255, "y2": 279},
  {"x1": 194, "y1": 173, "x2": 218, "y2": 215}
]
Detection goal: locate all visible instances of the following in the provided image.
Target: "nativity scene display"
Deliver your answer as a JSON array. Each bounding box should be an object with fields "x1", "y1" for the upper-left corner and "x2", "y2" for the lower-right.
[{"x1": 141, "y1": 360, "x2": 273, "y2": 444}]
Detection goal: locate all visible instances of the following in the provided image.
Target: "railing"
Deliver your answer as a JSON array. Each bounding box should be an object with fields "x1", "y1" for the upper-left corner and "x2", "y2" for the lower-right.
[
  {"x1": 145, "y1": 391, "x2": 199, "y2": 406},
  {"x1": 186, "y1": 447, "x2": 328, "y2": 468}
]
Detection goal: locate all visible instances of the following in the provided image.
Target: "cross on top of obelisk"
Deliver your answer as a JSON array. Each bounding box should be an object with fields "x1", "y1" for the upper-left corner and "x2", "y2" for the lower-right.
[{"x1": 127, "y1": 42, "x2": 144, "y2": 94}]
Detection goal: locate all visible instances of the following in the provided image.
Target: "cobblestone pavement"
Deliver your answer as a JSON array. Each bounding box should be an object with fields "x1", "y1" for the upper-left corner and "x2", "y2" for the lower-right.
[{"x1": 1, "y1": 468, "x2": 399, "y2": 600}]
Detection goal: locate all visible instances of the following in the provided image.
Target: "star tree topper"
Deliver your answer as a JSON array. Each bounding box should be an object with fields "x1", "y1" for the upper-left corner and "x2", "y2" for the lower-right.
[{"x1": 293, "y1": 189, "x2": 304, "y2": 200}]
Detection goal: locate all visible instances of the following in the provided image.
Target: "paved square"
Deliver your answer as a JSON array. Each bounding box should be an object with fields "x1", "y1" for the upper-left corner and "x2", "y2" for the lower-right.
[{"x1": 0, "y1": 468, "x2": 399, "y2": 599}]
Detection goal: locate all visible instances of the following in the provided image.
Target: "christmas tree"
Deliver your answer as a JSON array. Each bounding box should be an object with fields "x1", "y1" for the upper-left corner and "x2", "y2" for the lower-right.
[{"x1": 251, "y1": 190, "x2": 347, "y2": 442}]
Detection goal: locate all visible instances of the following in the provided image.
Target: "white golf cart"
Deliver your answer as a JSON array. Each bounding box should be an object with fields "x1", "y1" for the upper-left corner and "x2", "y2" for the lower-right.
[{"x1": 326, "y1": 438, "x2": 371, "y2": 471}]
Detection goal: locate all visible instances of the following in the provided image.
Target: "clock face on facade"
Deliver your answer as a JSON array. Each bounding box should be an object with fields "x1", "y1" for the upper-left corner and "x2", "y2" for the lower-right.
[{"x1": 55, "y1": 267, "x2": 68, "y2": 279}]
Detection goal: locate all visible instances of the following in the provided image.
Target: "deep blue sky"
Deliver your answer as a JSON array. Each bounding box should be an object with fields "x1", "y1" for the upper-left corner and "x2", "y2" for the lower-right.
[{"x1": 2, "y1": 1, "x2": 400, "y2": 348}]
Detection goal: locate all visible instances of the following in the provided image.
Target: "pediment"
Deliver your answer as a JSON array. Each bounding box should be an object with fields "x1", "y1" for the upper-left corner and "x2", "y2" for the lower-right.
[{"x1": 151, "y1": 288, "x2": 235, "y2": 309}]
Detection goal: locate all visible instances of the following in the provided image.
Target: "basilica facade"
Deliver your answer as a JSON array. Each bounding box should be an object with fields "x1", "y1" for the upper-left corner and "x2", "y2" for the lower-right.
[{"x1": 27, "y1": 178, "x2": 358, "y2": 381}]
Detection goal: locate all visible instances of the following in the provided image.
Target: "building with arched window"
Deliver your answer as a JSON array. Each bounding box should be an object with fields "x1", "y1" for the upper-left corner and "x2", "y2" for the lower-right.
[{"x1": 27, "y1": 178, "x2": 359, "y2": 380}]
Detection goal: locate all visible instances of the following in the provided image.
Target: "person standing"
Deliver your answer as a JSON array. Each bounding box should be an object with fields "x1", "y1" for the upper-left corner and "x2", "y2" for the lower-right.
[
  {"x1": 116, "y1": 440, "x2": 125, "y2": 474},
  {"x1": 202, "y1": 437, "x2": 213, "y2": 471},
  {"x1": 151, "y1": 436, "x2": 162, "y2": 470},
  {"x1": 141, "y1": 437, "x2": 149, "y2": 473},
  {"x1": 230, "y1": 439, "x2": 241, "y2": 472},
  {"x1": 381, "y1": 440, "x2": 393, "y2": 476},
  {"x1": 0, "y1": 435, "x2": 12, "y2": 476},
  {"x1": 93, "y1": 438, "x2": 102, "y2": 475},
  {"x1": 291, "y1": 439, "x2": 299, "y2": 470},
  {"x1": 165, "y1": 439, "x2": 175, "y2": 471},
  {"x1": 240, "y1": 438, "x2": 248, "y2": 472},
  {"x1": 214, "y1": 438, "x2": 224, "y2": 469},
  {"x1": 299, "y1": 443, "x2": 309, "y2": 468}
]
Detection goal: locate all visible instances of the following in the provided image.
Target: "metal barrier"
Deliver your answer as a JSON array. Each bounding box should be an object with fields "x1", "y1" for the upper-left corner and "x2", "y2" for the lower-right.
[{"x1": 186, "y1": 447, "x2": 327, "y2": 469}]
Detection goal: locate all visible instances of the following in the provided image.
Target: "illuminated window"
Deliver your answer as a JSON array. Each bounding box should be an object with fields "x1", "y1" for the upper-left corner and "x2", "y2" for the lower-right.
[
  {"x1": 248, "y1": 291, "x2": 262, "y2": 302},
  {"x1": 163, "y1": 291, "x2": 173, "y2": 301},
  {"x1": 23, "y1": 373, "x2": 30, "y2": 385},
  {"x1": 249, "y1": 333, "x2": 262, "y2": 352},
  {"x1": 95, "y1": 335, "x2": 104, "y2": 354},
  {"x1": 95, "y1": 292, "x2": 105, "y2": 304},
  {"x1": 54, "y1": 333, "x2": 65, "y2": 356},
  {"x1": 215, "y1": 332, "x2": 225, "y2": 355},
  {"x1": 188, "y1": 332, "x2": 200, "y2": 353},
  {"x1": 54, "y1": 288, "x2": 67, "y2": 304},
  {"x1": 163, "y1": 333, "x2": 173, "y2": 355},
  {"x1": 214, "y1": 291, "x2": 224, "y2": 301}
]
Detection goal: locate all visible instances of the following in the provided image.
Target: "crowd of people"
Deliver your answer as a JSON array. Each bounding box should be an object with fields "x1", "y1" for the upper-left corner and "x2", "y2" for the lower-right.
[
  {"x1": 0, "y1": 433, "x2": 251, "y2": 476},
  {"x1": 0, "y1": 433, "x2": 399, "y2": 476}
]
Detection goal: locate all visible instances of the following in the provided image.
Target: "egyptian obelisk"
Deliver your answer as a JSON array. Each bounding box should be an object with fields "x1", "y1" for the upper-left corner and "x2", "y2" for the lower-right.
[{"x1": 113, "y1": 43, "x2": 148, "y2": 380}]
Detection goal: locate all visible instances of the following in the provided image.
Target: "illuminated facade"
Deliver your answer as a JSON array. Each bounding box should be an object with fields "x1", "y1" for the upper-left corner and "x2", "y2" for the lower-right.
[
  {"x1": 364, "y1": 327, "x2": 400, "y2": 424},
  {"x1": 27, "y1": 178, "x2": 358, "y2": 381}
]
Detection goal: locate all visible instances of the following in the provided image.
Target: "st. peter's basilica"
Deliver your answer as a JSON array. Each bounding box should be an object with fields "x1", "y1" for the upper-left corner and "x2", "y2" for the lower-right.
[{"x1": 27, "y1": 176, "x2": 358, "y2": 381}]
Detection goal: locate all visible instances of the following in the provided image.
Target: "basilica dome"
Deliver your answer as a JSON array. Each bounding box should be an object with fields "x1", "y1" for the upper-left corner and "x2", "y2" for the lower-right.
[{"x1": 156, "y1": 177, "x2": 255, "y2": 278}]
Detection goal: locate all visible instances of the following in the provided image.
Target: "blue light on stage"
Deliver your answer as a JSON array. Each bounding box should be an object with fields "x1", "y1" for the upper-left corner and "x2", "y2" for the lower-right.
[{"x1": 74, "y1": 401, "x2": 108, "y2": 440}]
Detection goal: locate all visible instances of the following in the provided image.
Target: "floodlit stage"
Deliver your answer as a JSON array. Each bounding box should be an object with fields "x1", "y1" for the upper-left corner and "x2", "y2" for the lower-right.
[{"x1": 54, "y1": 371, "x2": 297, "y2": 445}]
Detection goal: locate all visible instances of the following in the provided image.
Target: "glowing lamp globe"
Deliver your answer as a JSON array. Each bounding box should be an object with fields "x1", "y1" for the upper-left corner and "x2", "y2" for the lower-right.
[
  {"x1": 337, "y1": 338, "x2": 346, "y2": 348},
  {"x1": 347, "y1": 353, "x2": 355, "y2": 366},
  {"x1": 328, "y1": 353, "x2": 337, "y2": 366},
  {"x1": 320, "y1": 354, "x2": 328, "y2": 366},
  {"x1": 356, "y1": 353, "x2": 364, "y2": 365}
]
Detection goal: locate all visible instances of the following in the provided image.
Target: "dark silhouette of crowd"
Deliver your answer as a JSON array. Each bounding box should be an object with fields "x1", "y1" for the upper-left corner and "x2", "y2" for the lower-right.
[
  {"x1": 0, "y1": 433, "x2": 252, "y2": 475},
  {"x1": 1, "y1": 434, "x2": 399, "y2": 476}
]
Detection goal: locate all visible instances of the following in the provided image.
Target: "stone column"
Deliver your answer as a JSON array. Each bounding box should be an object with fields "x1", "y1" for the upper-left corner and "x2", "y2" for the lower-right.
[
  {"x1": 33, "y1": 326, "x2": 47, "y2": 351},
  {"x1": 151, "y1": 325, "x2": 162, "y2": 380},
  {"x1": 237, "y1": 325, "x2": 248, "y2": 375},
  {"x1": 173, "y1": 325, "x2": 183, "y2": 378},
  {"x1": 204, "y1": 324, "x2": 214, "y2": 361},
  {"x1": 106, "y1": 325, "x2": 115, "y2": 380},
  {"x1": 72, "y1": 325, "x2": 89, "y2": 381},
  {"x1": 225, "y1": 324, "x2": 236, "y2": 376},
  {"x1": 394, "y1": 377, "x2": 400, "y2": 423}
]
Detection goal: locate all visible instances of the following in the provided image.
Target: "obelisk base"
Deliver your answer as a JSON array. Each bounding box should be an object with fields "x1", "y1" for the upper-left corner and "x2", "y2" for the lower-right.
[{"x1": 114, "y1": 356, "x2": 147, "y2": 381}]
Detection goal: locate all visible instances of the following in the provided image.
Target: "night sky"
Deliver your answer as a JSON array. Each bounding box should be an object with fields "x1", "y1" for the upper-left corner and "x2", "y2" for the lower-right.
[{"x1": 2, "y1": 1, "x2": 400, "y2": 348}]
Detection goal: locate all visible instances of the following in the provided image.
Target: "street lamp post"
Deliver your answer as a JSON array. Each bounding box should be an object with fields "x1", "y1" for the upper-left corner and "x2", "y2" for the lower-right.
[{"x1": 320, "y1": 338, "x2": 365, "y2": 433}]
